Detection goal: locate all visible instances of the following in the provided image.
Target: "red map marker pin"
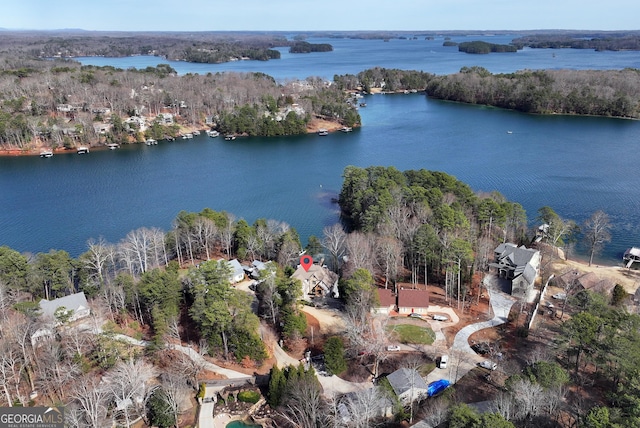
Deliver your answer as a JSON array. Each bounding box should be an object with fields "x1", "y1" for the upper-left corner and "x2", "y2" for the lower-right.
[{"x1": 300, "y1": 255, "x2": 313, "y2": 272}]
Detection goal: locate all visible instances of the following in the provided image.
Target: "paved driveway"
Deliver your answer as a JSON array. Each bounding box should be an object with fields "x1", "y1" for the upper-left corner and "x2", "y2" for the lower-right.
[{"x1": 426, "y1": 283, "x2": 516, "y2": 385}]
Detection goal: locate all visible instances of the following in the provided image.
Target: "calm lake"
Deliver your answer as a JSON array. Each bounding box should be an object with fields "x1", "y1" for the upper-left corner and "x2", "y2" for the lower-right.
[{"x1": 2, "y1": 35, "x2": 640, "y2": 263}]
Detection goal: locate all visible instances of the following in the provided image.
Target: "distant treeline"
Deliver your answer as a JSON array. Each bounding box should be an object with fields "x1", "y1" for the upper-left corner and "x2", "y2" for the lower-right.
[
  {"x1": 425, "y1": 66, "x2": 640, "y2": 118},
  {"x1": 0, "y1": 32, "x2": 331, "y2": 64},
  {"x1": 457, "y1": 41, "x2": 518, "y2": 54},
  {"x1": 512, "y1": 34, "x2": 640, "y2": 51}
]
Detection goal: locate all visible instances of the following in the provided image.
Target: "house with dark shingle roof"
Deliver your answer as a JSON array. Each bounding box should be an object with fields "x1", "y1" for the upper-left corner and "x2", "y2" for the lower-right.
[
  {"x1": 491, "y1": 243, "x2": 540, "y2": 299},
  {"x1": 397, "y1": 288, "x2": 429, "y2": 315}
]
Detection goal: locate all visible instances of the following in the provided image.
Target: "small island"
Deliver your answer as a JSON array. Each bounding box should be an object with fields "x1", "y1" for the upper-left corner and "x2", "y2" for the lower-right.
[{"x1": 457, "y1": 40, "x2": 518, "y2": 54}]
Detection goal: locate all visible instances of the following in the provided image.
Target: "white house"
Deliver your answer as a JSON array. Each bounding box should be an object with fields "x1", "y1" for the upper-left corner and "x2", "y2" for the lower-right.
[
  {"x1": 39, "y1": 292, "x2": 90, "y2": 323},
  {"x1": 223, "y1": 259, "x2": 245, "y2": 283}
]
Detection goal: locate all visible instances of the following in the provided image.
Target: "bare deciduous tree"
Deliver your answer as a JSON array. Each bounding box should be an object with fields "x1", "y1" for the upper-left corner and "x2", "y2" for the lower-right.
[
  {"x1": 344, "y1": 232, "x2": 375, "y2": 278},
  {"x1": 105, "y1": 359, "x2": 157, "y2": 427},
  {"x1": 583, "y1": 210, "x2": 611, "y2": 267},
  {"x1": 511, "y1": 378, "x2": 545, "y2": 421},
  {"x1": 489, "y1": 391, "x2": 515, "y2": 421},
  {"x1": 70, "y1": 376, "x2": 110, "y2": 428},
  {"x1": 278, "y1": 373, "x2": 326, "y2": 428},
  {"x1": 376, "y1": 236, "x2": 403, "y2": 290},
  {"x1": 158, "y1": 370, "x2": 191, "y2": 428},
  {"x1": 323, "y1": 224, "x2": 347, "y2": 272},
  {"x1": 341, "y1": 386, "x2": 388, "y2": 427},
  {"x1": 83, "y1": 237, "x2": 114, "y2": 287}
]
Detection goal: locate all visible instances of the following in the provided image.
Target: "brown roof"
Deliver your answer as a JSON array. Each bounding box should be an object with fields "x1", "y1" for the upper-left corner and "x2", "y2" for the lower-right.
[
  {"x1": 397, "y1": 288, "x2": 429, "y2": 309},
  {"x1": 555, "y1": 270, "x2": 614, "y2": 294},
  {"x1": 376, "y1": 288, "x2": 396, "y2": 307}
]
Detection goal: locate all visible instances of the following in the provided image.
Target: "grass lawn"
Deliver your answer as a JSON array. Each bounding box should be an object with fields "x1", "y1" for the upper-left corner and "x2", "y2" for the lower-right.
[{"x1": 387, "y1": 324, "x2": 436, "y2": 345}]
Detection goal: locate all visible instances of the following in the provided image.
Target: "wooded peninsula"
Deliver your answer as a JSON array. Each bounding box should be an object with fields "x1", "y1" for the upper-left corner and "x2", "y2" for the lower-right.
[{"x1": 2, "y1": 30, "x2": 640, "y2": 154}]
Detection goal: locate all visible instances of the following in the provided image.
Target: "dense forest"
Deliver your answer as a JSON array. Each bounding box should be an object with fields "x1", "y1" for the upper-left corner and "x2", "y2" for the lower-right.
[
  {"x1": 337, "y1": 166, "x2": 529, "y2": 291},
  {"x1": 289, "y1": 41, "x2": 333, "y2": 53},
  {"x1": 425, "y1": 66, "x2": 640, "y2": 118},
  {"x1": 512, "y1": 33, "x2": 640, "y2": 51},
  {"x1": 457, "y1": 41, "x2": 518, "y2": 54}
]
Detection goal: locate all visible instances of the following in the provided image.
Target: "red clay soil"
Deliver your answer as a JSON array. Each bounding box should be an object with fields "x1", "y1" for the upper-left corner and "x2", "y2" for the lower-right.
[{"x1": 395, "y1": 278, "x2": 494, "y2": 346}]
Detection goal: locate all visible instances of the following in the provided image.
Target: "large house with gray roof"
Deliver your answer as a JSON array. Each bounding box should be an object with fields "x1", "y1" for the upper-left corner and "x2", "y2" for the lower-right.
[
  {"x1": 39, "y1": 292, "x2": 90, "y2": 323},
  {"x1": 491, "y1": 243, "x2": 541, "y2": 299}
]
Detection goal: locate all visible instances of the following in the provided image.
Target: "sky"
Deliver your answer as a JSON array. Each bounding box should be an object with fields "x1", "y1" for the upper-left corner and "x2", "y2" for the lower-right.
[{"x1": 2, "y1": 0, "x2": 639, "y2": 32}]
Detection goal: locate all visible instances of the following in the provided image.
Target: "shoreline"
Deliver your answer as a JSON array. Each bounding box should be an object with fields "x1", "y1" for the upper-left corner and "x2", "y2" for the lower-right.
[
  {"x1": 0, "y1": 118, "x2": 349, "y2": 158},
  {"x1": 551, "y1": 255, "x2": 640, "y2": 293}
]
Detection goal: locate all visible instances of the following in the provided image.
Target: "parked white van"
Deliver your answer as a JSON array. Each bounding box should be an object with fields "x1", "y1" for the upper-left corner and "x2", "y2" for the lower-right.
[
  {"x1": 440, "y1": 355, "x2": 448, "y2": 369},
  {"x1": 432, "y1": 315, "x2": 448, "y2": 321}
]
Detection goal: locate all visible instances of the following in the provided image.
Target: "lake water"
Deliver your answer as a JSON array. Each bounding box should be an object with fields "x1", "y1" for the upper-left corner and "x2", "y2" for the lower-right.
[
  {"x1": 3, "y1": 35, "x2": 640, "y2": 263},
  {"x1": 225, "y1": 420, "x2": 261, "y2": 428}
]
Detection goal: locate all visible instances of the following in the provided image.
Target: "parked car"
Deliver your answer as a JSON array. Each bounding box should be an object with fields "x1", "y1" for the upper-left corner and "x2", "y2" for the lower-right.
[
  {"x1": 386, "y1": 345, "x2": 401, "y2": 351},
  {"x1": 432, "y1": 315, "x2": 448, "y2": 321},
  {"x1": 479, "y1": 360, "x2": 497, "y2": 371},
  {"x1": 472, "y1": 342, "x2": 491, "y2": 355},
  {"x1": 440, "y1": 355, "x2": 448, "y2": 369},
  {"x1": 409, "y1": 313, "x2": 422, "y2": 318},
  {"x1": 552, "y1": 293, "x2": 567, "y2": 300}
]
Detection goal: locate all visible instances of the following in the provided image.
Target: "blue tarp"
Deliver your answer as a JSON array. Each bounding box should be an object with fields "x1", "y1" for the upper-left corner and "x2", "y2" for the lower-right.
[{"x1": 427, "y1": 379, "x2": 450, "y2": 397}]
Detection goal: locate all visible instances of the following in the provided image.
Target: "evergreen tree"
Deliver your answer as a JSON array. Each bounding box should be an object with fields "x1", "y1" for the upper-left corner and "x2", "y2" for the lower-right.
[
  {"x1": 267, "y1": 366, "x2": 286, "y2": 407},
  {"x1": 324, "y1": 336, "x2": 347, "y2": 375}
]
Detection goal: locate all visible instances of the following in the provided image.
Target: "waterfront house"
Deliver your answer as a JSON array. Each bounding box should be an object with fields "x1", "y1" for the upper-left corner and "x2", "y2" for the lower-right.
[
  {"x1": 93, "y1": 123, "x2": 112, "y2": 135},
  {"x1": 247, "y1": 260, "x2": 275, "y2": 279},
  {"x1": 157, "y1": 112, "x2": 174, "y2": 125},
  {"x1": 491, "y1": 243, "x2": 540, "y2": 299},
  {"x1": 386, "y1": 368, "x2": 429, "y2": 405},
  {"x1": 125, "y1": 116, "x2": 147, "y2": 132},
  {"x1": 39, "y1": 292, "x2": 90, "y2": 324},
  {"x1": 397, "y1": 288, "x2": 429, "y2": 315},
  {"x1": 554, "y1": 270, "x2": 615, "y2": 296},
  {"x1": 222, "y1": 259, "x2": 245, "y2": 284},
  {"x1": 291, "y1": 264, "x2": 339, "y2": 299}
]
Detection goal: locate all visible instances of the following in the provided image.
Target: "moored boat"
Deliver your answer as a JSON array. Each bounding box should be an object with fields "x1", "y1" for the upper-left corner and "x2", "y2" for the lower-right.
[
  {"x1": 207, "y1": 130, "x2": 220, "y2": 138},
  {"x1": 318, "y1": 129, "x2": 329, "y2": 136},
  {"x1": 624, "y1": 247, "x2": 640, "y2": 268},
  {"x1": 40, "y1": 150, "x2": 53, "y2": 158},
  {"x1": 182, "y1": 133, "x2": 193, "y2": 139},
  {"x1": 340, "y1": 126, "x2": 352, "y2": 133},
  {"x1": 107, "y1": 143, "x2": 119, "y2": 150},
  {"x1": 192, "y1": 130, "x2": 201, "y2": 135},
  {"x1": 224, "y1": 134, "x2": 236, "y2": 141},
  {"x1": 145, "y1": 139, "x2": 157, "y2": 145},
  {"x1": 77, "y1": 146, "x2": 89, "y2": 154}
]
